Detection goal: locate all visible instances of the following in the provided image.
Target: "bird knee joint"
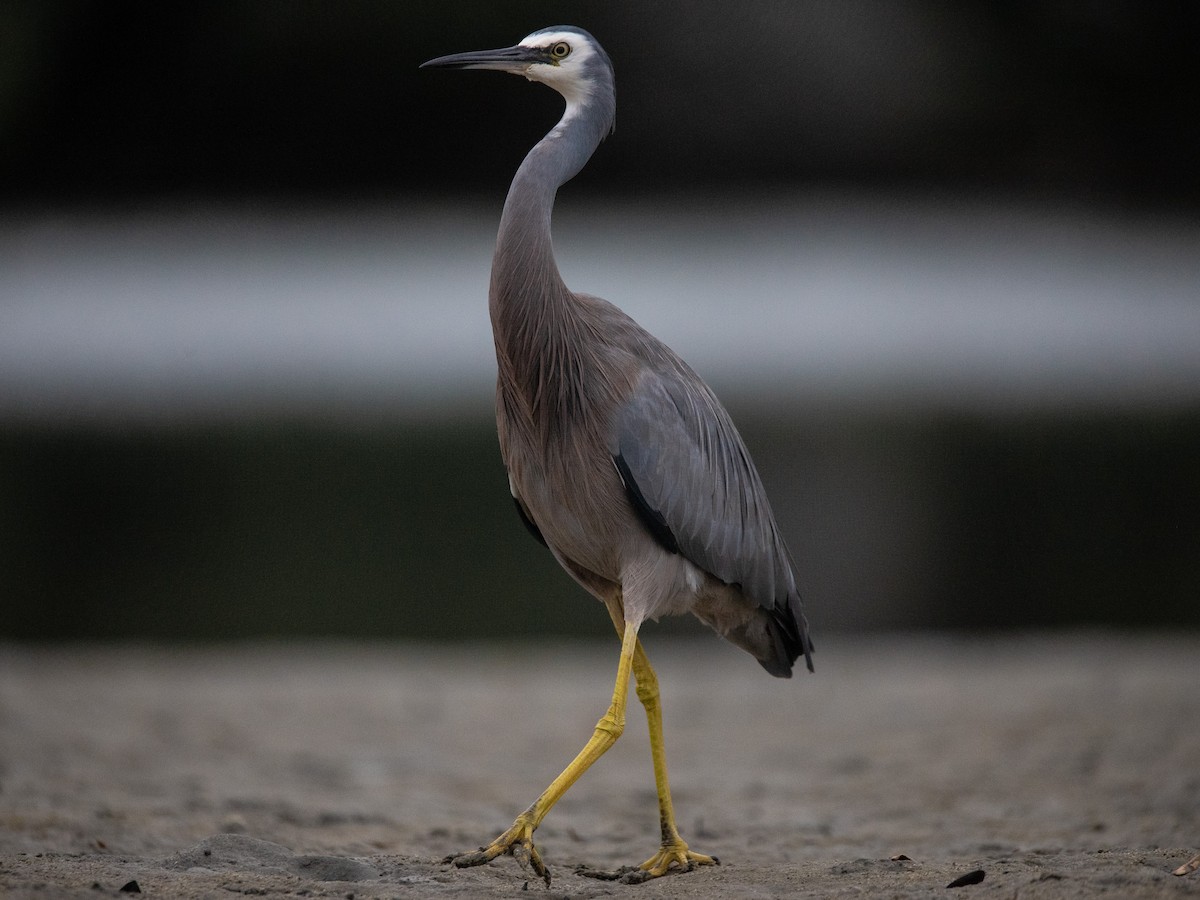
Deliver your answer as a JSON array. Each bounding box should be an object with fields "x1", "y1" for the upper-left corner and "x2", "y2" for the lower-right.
[
  {"x1": 595, "y1": 712, "x2": 625, "y2": 740},
  {"x1": 635, "y1": 679, "x2": 659, "y2": 705}
]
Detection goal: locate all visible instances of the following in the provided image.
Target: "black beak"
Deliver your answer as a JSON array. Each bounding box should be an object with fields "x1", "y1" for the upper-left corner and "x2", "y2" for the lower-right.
[{"x1": 420, "y1": 44, "x2": 546, "y2": 71}]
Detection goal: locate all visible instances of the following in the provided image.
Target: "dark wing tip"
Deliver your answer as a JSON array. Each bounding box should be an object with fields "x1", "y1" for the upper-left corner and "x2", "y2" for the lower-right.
[
  {"x1": 742, "y1": 594, "x2": 814, "y2": 678},
  {"x1": 771, "y1": 596, "x2": 815, "y2": 677},
  {"x1": 795, "y1": 606, "x2": 815, "y2": 673}
]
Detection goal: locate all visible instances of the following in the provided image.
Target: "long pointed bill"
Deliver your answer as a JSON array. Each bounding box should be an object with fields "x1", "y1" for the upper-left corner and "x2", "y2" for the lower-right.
[{"x1": 420, "y1": 44, "x2": 546, "y2": 72}]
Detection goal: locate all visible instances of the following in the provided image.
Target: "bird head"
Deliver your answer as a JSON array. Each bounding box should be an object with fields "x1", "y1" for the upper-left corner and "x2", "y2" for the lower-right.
[{"x1": 421, "y1": 26, "x2": 614, "y2": 122}]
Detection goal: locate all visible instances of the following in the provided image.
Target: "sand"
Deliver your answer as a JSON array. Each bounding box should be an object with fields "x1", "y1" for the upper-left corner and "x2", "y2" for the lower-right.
[{"x1": 1, "y1": 633, "x2": 1197, "y2": 898}]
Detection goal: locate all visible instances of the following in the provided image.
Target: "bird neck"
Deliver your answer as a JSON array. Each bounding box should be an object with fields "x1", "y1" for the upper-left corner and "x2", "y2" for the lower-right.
[
  {"x1": 488, "y1": 98, "x2": 609, "y2": 424},
  {"x1": 491, "y1": 98, "x2": 607, "y2": 303}
]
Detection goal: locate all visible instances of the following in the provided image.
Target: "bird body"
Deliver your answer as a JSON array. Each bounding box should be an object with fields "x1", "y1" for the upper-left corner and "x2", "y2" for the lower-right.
[
  {"x1": 498, "y1": 294, "x2": 710, "y2": 620},
  {"x1": 498, "y1": 289, "x2": 804, "y2": 665},
  {"x1": 421, "y1": 26, "x2": 813, "y2": 884}
]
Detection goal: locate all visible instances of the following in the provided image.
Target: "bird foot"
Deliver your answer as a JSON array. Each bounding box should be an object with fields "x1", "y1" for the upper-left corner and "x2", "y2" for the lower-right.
[
  {"x1": 578, "y1": 840, "x2": 718, "y2": 883},
  {"x1": 444, "y1": 815, "x2": 551, "y2": 886},
  {"x1": 639, "y1": 840, "x2": 719, "y2": 878}
]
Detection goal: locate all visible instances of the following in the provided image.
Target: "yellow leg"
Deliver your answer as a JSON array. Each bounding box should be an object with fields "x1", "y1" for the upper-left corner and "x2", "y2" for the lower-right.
[
  {"x1": 450, "y1": 621, "x2": 640, "y2": 886},
  {"x1": 631, "y1": 640, "x2": 719, "y2": 876}
]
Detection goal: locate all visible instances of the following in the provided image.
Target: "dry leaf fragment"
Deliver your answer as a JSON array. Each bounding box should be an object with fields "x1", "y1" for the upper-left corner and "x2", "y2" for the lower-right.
[
  {"x1": 946, "y1": 869, "x2": 986, "y2": 888},
  {"x1": 1173, "y1": 853, "x2": 1200, "y2": 877}
]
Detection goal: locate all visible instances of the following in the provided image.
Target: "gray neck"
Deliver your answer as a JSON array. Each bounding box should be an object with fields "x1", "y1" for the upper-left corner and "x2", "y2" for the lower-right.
[
  {"x1": 490, "y1": 101, "x2": 608, "y2": 313},
  {"x1": 488, "y1": 98, "x2": 610, "y2": 424}
]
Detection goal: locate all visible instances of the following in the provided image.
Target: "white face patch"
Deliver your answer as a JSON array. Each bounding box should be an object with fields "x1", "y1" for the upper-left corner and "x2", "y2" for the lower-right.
[{"x1": 516, "y1": 30, "x2": 598, "y2": 109}]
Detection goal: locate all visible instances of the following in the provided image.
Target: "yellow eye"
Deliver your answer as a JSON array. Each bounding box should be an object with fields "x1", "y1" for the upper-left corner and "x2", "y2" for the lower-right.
[{"x1": 550, "y1": 41, "x2": 571, "y2": 59}]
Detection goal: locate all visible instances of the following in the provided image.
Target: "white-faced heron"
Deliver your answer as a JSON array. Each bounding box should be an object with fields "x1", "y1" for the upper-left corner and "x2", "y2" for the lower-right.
[{"x1": 421, "y1": 26, "x2": 814, "y2": 885}]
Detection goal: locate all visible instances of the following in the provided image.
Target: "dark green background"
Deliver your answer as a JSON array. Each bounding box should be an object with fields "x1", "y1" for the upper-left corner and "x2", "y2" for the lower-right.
[{"x1": 5, "y1": 412, "x2": 1197, "y2": 640}]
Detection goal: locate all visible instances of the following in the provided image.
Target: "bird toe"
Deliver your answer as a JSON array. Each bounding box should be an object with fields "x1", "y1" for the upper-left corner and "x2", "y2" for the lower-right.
[
  {"x1": 639, "y1": 842, "x2": 719, "y2": 878},
  {"x1": 447, "y1": 816, "x2": 550, "y2": 885}
]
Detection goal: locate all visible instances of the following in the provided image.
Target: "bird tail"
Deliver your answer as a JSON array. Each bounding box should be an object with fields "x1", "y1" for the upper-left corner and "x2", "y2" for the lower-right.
[
  {"x1": 720, "y1": 592, "x2": 814, "y2": 678},
  {"x1": 756, "y1": 593, "x2": 814, "y2": 678}
]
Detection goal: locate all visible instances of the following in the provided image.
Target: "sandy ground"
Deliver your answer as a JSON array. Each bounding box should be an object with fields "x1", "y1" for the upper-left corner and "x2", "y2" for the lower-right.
[{"x1": 1, "y1": 633, "x2": 1197, "y2": 898}]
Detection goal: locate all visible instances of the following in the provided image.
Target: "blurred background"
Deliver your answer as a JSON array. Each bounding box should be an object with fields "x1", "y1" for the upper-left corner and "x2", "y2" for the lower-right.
[{"x1": 2, "y1": 1, "x2": 1198, "y2": 642}]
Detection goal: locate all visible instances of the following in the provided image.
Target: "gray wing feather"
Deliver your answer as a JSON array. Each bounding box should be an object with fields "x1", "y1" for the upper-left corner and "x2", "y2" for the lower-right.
[{"x1": 611, "y1": 369, "x2": 796, "y2": 611}]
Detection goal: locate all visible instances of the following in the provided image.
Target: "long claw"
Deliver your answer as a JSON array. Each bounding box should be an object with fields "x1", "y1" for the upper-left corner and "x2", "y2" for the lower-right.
[{"x1": 511, "y1": 839, "x2": 550, "y2": 885}]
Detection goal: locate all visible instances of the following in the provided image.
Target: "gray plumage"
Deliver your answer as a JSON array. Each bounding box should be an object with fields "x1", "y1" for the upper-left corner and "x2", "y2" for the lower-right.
[
  {"x1": 422, "y1": 26, "x2": 816, "y2": 885},
  {"x1": 422, "y1": 25, "x2": 812, "y2": 676}
]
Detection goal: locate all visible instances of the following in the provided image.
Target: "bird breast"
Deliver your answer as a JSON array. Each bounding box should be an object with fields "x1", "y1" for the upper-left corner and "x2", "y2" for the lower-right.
[{"x1": 499, "y1": 393, "x2": 626, "y2": 582}]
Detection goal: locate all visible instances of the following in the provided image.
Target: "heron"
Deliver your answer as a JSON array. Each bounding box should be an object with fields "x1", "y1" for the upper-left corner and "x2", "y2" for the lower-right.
[{"x1": 421, "y1": 26, "x2": 813, "y2": 885}]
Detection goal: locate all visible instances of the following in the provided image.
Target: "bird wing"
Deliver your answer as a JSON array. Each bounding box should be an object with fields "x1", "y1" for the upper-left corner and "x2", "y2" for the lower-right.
[{"x1": 610, "y1": 365, "x2": 798, "y2": 612}]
